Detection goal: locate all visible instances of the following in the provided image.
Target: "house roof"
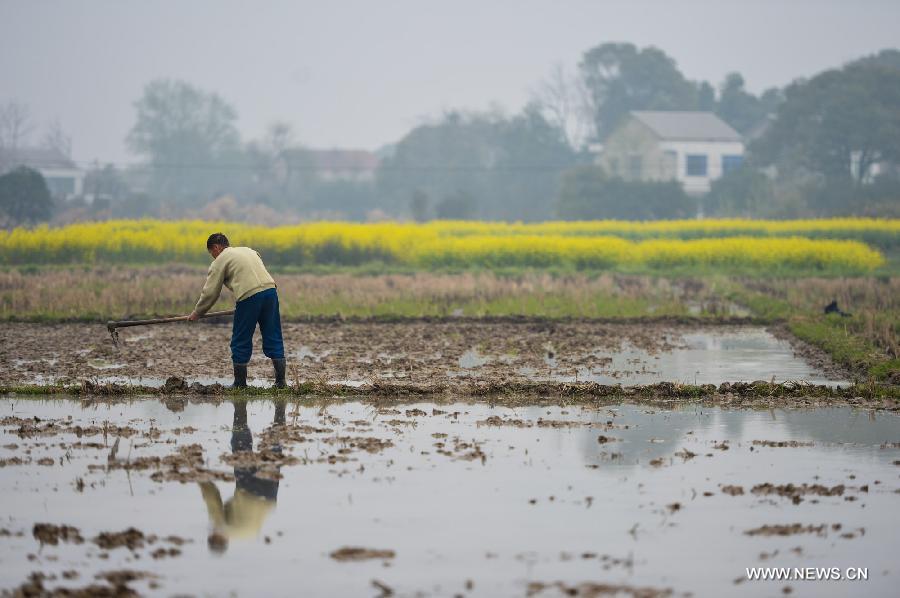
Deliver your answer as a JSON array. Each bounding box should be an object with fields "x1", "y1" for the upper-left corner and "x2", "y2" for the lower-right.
[
  {"x1": 631, "y1": 111, "x2": 742, "y2": 142},
  {"x1": 3, "y1": 146, "x2": 79, "y2": 171}
]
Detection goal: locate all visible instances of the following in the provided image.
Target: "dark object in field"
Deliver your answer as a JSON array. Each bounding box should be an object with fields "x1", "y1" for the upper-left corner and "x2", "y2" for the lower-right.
[
  {"x1": 93, "y1": 527, "x2": 147, "y2": 550},
  {"x1": 106, "y1": 309, "x2": 235, "y2": 346},
  {"x1": 329, "y1": 546, "x2": 396, "y2": 561},
  {"x1": 823, "y1": 300, "x2": 851, "y2": 317},
  {"x1": 33, "y1": 523, "x2": 84, "y2": 545}
]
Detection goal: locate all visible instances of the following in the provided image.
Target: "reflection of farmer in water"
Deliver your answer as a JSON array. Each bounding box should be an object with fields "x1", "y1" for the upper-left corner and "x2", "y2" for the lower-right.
[{"x1": 198, "y1": 400, "x2": 286, "y2": 553}]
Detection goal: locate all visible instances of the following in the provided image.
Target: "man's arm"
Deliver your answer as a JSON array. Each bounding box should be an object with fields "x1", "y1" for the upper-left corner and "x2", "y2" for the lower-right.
[
  {"x1": 198, "y1": 481, "x2": 226, "y2": 526},
  {"x1": 191, "y1": 260, "x2": 226, "y2": 318}
]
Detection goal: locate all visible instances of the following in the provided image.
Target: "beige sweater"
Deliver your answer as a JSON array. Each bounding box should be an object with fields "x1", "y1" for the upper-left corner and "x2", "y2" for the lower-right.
[
  {"x1": 199, "y1": 481, "x2": 275, "y2": 541},
  {"x1": 194, "y1": 246, "x2": 276, "y2": 315}
]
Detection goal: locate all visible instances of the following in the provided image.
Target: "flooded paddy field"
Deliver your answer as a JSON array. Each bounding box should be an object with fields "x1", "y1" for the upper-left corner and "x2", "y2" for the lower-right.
[
  {"x1": 0, "y1": 320, "x2": 845, "y2": 388},
  {"x1": 0, "y1": 397, "x2": 898, "y2": 597}
]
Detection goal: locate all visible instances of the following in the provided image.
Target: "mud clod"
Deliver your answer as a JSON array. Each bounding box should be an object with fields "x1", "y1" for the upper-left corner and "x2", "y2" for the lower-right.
[
  {"x1": 751, "y1": 483, "x2": 845, "y2": 503},
  {"x1": 744, "y1": 524, "x2": 827, "y2": 537},
  {"x1": 6, "y1": 569, "x2": 153, "y2": 597},
  {"x1": 93, "y1": 528, "x2": 146, "y2": 551},
  {"x1": 527, "y1": 581, "x2": 673, "y2": 597},
  {"x1": 32, "y1": 523, "x2": 84, "y2": 546},
  {"x1": 752, "y1": 440, "x2": 815, "y2": 448},
  {"x1": 329, "y1": 547, "x2": 396, "y2": 561}
]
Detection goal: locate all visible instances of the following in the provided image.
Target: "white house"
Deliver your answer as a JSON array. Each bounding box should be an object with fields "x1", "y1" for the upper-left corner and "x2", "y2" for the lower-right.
[
  {"x1": 1, "y1": 147, "x2": 85, "y2": 199},
  {"x1": 592, "y1": 111, "x2": 745, "y2": 195}
]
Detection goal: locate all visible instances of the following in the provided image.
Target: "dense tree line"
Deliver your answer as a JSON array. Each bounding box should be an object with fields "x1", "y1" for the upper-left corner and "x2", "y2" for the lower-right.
[{"x1": 377, "y1": 107, "x2": 575, "y2": 221}]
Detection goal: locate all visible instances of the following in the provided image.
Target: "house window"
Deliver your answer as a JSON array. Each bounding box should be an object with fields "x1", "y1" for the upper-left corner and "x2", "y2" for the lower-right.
[
  {"x1": 627, "y1": 155, "x2": 642, "y2": 179},
  {"x1": 722, "y1": 155, "x2": 743, "y2": 174},
  {"x1": 686, "y1": 155, "x2": 708, "y2": 177}
]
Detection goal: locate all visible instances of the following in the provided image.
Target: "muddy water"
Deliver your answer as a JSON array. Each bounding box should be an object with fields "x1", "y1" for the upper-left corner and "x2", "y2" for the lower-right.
[
  {"x1": 508, "y1": 328, "x2": 843, "y2": 386},
  {"x1": 1, "y1": 398, "x2": 897, "y2": 597}
]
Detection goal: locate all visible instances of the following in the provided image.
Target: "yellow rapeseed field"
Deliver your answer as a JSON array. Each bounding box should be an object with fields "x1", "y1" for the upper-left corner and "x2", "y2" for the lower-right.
[{"x1": 0, "y1": 219, "x2": 891, "y2": 271}]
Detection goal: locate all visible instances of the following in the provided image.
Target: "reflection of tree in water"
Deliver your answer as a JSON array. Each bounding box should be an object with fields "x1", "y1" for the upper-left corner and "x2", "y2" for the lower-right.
[
  {"x1": 573, "y1": 405, "x2": 727, "y2": 470},
  {"x1": 719, "y1": 408, "x2": 747, "y2": 442},
  {"x1": 572, "y1": 405, "x2": 900, "y2": 471},
  {"x1": 774, "y1": 408, "x2": 900, "y2": 450},
  {"x1": 495, "y1": 405, "x2": 711, "y2": 470},
  {"x1": 199, "y1": 399, "x2": 287, "y2": 553}
]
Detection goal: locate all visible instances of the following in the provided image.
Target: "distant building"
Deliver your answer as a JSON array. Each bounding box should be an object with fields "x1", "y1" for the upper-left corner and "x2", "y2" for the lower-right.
[
  {"x1": 278, "y1": 148, "x2": 380, "y2": 183},
  {"x1": 591, "y1": 111, "x2": 745, "y2": 195},
  {"x1": 0, "y1": 147, "x2": 85, "y2": 199}
]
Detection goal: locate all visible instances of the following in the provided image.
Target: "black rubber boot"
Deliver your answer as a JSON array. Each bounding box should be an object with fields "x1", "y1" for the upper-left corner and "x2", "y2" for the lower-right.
[
  {"x1": 231, "y1": 363, "x2": 248, "y2": 389},
  {"x1": 272, "y1": 358, "x2": 287, "y2": 389},
  {"x1": 273, "y1": 399, "x2": 286, "y2": 425}
]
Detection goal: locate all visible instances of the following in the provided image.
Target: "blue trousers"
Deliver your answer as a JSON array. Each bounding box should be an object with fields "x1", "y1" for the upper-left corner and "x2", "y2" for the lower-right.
[{"x1": 231, "y1": 288, "x2": 284, "y2": 364}]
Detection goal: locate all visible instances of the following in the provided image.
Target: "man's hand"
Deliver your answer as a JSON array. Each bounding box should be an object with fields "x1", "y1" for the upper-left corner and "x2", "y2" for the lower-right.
[{"x1": 187, "y1": 311, "x2": 200, "y2": 322}]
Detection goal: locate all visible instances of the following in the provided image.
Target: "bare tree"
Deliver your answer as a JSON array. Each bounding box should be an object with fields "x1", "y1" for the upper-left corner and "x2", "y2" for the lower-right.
[
  {"x1": 265, "y1": 121, "x2": 295, "y2": 156},
  {"x1": 529, "y1": 63, "x2": 595, "y2": 149},
  {"x1": 0, "y1": 101, "x2": 35, "y2": 170},
  {"x1": 42, "y1": 119, "x2": 72, "y2": 158},
  {"x1": 258, "y1": 121, "x2": 298, "y2": 194}
]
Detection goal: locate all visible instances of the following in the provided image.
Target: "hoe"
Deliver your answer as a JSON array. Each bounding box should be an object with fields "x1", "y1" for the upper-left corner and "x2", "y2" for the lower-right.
[{"x1": 106, "y1": 309, "x2": 235, "y2": 347}]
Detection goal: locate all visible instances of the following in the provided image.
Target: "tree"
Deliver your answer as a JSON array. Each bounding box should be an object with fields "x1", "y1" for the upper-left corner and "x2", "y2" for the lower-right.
[
  {"x1": 489, "y1": 104, "x2": 576, "y2": 220},
  {"x1": 697, "y1": 81, "x2": 716, "y2": 112},
  {"x1": 377, "y1": 111, "x2": 497, "y2": 217},
  {"x1": 848, "y1": 48, "x2": 900, "y2": 71},
  {"x1": 702, "y1": 166, "x2": 775, "y2": 217},
  {"x1": 42, "y1": 119, "x2": 72, "y2": 158},
  {"x1": 715, "y1": 73, "x2": 781, "y2": 135},
  {"x1": 0, "y1": 167, "x2": 54, "y2": 225},
  {"x1": 578, "y1": 43, "x2": 706, "y2": 139},
  {"x1": 308, "y1": 180, "x2": 378, "y2": 221},
  {"x1": 557, "y1": 165, "x2": 694, "y2": 220},
  {"x1": 410, "y1": 189, "x2": 429, "y2": 222},
  {"x1": 377, "y1": 108, "x2": 574, "y2": 220},
  {"x1": 264, "y1": 121, "x2": 294, "y2": 156},
  {"x1": 0, "y1": 101, "x2": 35, "y2": 171},
  {"x1": 239, "y1": 123, "x2": 303, "y2": 210},
  {"x1": 530, "y1": 63, "x2": 594, "y2": 149},
  {"x1": 84, "y1": 163, "x2": 129, "y2": 201},
  {"x1": 753, "y1": 63, "x2": 900, "y2": 184},
  {"x1": 126, "y1": 79, "x2": 241, "y2": 201},
  {"x1": 435, "y1": 190, "x2": 476, "y2": 219}
]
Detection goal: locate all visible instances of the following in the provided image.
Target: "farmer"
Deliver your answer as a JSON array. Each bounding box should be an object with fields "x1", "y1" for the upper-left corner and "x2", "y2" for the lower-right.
[{"x1": 188, "y1": 233, "x2": 286, "y2": 388}]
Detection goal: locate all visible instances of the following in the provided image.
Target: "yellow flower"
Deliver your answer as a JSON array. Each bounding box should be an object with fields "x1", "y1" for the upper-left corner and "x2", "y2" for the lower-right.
[{"x1": 0, "y1": 218, "x2": 889, "y2": 272}]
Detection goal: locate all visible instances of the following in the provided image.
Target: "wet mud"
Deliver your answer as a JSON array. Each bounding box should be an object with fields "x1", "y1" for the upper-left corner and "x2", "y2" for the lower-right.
[
  {"x1": 526, "y1": 581, "x2": 675, "y2": 597},
  {"x1": 329, "y1": 547, "x2": 396, "y2": 562},
  {"x1": 0, "y1": 320, "x2": 848, "y2": 390}
]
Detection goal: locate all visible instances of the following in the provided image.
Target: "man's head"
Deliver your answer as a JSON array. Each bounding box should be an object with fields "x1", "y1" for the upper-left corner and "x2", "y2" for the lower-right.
[
  {"x1": 207, "y1": 532, "x2": 228, "y2": 555},
  {"x1": 206, "y1": 233, "x2": 230, "y2": 259}
]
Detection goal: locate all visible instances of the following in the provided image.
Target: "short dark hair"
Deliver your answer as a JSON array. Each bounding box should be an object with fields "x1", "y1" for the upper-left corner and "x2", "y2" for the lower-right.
[{"x1": 206, "y1": 233, "x2": 230, "y2": 249}]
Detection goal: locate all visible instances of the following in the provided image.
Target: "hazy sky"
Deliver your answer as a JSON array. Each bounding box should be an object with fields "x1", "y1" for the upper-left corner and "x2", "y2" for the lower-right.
[{"x1": 2, "y1": 0, "x2": 898, "y2": 163}]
